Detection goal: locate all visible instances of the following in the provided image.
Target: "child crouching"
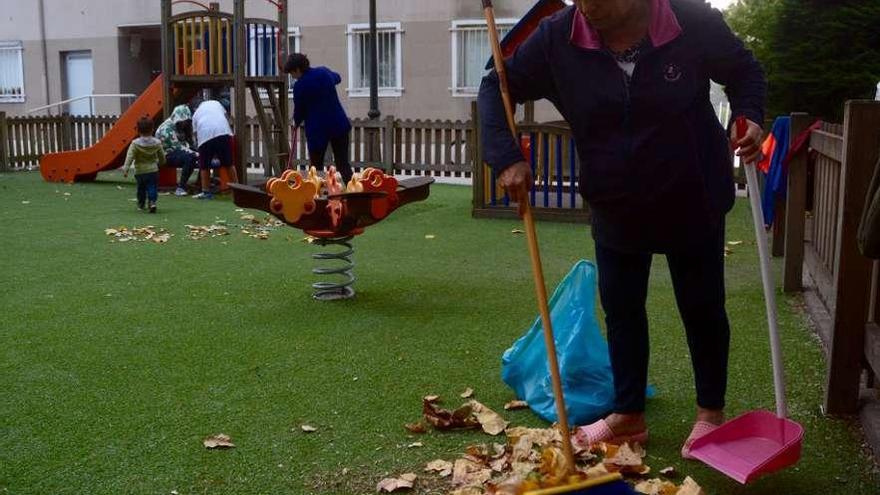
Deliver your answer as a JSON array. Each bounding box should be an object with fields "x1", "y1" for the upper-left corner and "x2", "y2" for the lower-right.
[{"x1": 123, "y1": 117, "x2": 165, "y2": 213}]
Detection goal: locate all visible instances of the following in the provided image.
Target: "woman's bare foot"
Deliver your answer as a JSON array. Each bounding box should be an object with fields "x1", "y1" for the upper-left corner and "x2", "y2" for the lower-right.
[
  {"x1": 604, "y1": 412, "x2": 648, "y2": 436},
  {"x1": 696, "y1": 407, "x2": 724, "y2": 426}
]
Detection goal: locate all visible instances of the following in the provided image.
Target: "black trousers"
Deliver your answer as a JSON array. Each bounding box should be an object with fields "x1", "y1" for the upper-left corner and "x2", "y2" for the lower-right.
[
  {"x1": 595, "y1": 225, "x2": 730, "y2": 413},
  {"x1": 309, "y1": 133, "x2": 353, "y2": 183}
]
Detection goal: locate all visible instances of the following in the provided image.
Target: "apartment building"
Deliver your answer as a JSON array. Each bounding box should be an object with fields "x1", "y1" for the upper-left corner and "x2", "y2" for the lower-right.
[{"x1": 0, "y1": 0, "x2": 553, "y2": 120}]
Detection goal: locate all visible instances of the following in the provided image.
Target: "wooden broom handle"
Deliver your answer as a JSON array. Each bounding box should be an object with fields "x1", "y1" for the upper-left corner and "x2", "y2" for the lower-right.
[{"x1": 482, "y1": 0, "x2": 576, "y2": 471}]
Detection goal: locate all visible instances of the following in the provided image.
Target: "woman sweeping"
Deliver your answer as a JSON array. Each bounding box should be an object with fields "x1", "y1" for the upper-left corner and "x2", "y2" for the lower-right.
[{"x1": 479, "y1": 0, "x2": 765, "y2": 458}]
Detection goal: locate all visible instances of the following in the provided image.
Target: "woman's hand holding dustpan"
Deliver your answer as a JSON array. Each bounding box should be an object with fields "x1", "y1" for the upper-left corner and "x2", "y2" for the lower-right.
[{"x1": 687, "y1": 117, "x2": 805, "y2": 484}]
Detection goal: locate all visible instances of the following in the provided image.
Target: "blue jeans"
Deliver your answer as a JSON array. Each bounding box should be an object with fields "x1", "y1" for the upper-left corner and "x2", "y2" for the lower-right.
[
  {"x1": 596, "y1": 222, "x2": 730, "y2": 413},
  {"x1": 135, "y1": 171, "x2": 159, "y2": 207},
  {"x1": 165, "y1": 149, "x2": 198, "y2": 188}
]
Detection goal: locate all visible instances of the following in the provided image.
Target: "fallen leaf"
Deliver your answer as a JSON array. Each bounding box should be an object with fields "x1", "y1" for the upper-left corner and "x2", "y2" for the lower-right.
[
  {"x1": 63, "y1": 192, "x2": 71, "y2": 196},
  {"x1": 235, "y1": 208, "x2": 244, "y2": 212},
  {"x1": 117, "y1": 185, "x2": 123, "y2": 190},
  {"x1": 407, "y1": 442, "x2": 423, "y2": 448},
  {"x1": 376, "y1": 473, "x2": 417, "y2": 492},
  {"x1": 449, "y1": 488, "x2": 483, "y2": 495},
  {"x1": 21, "y1": 200, "x2": 30, "y2": 204},
  {"x1": 425, "y1": 459, "x2": 454, "y2": 477},
  {"x1": 460, "y1": 388, "x2": 474, "y2": 399},
  {"x1": 423, "y1": 395, "x2": 440, "y2": 403},
  {"x1": 675, "y1": 477, "x2": 704, "y2": 495},
  {"x1": 511, "y1": 229, "x2": 524, "y2": 234},
  {"x1": 489, "y1": 455, "x2": 509, "y2": 472},
  {"x1": 425, "y1": 234, "x2": 436, "y2": 239},
  {"x1": 452, "y1": 458, "x2": 492, "y2": 487},
  {"x1": 203, "y1": 433, "x2": 235, "y2": 449},
  {"x1": 301, "y1": 425, "x2": 317, "y2": 432},
  {"x1": 404, "y1": 422, "x2": 427, "y2": 434},
  {"x1": 240, "y1": 214, "x2": 256, "y2": 222},
  {"x1": 727, "y1": 240, "x2": 744, "y2": 246},
  {"x1": 584, "y1": 462, "x2": 610, "y2": 478},
  {"x1": 423, "y1": 400, "x2": 479, "y2": 431},
  {"x1": 468, "y1": 400, "x2": 508, "y2": 436},
  {"x1": 635, "y1": 478, "x2": 678, "y2": 495},
  {"x1": 604, "y1": 443, "x2": 644, "y2": 466},
  {"x1": 503, "y1": 400, "x2": 528, "y2": 411}
]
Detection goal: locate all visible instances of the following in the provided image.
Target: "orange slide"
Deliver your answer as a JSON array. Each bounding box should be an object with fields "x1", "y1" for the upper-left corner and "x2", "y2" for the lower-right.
[{"x1": 40, "y1": 76, "x2": 166, "y2": 183}]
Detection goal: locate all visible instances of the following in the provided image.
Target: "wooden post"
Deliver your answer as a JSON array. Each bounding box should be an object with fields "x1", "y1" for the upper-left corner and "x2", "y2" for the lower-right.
[
  {"x1": 824, "y1": 101, "x2": 880, "y2": 415},
  {"x1": 783, "y1": 112, "x2": 812, "y2": 292},
  {"x1": 60, "y1": 113, "x2": 73, "y2": 151},
  {"x1": 279, "y1": 0, "x2": 290, "y2": 171},
  {"x1": 0, "y1": 112, "x2": 8, "y2": 172},
  {"x1": 772, "y1": 199, "x2": 786, "y2": 257},
  {"x1": 471, "y1": 100, "x2": 484, "y2": 213},
  {"x1": 382, "y1": 115, "x2": 394, "y2": 173},
  {"x1": 160, "y1": 0, "x2": 173, "y2": 118},
  {"x1": 233, "y1": 0, "x2": 247, "y2": 183},
  {"x1": 523, "y1": 101, "x2": 535, "y2": 124}
]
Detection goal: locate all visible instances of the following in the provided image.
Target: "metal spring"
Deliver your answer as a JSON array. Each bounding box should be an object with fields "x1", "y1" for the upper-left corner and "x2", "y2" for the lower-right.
[{"x1": 311, "y1": 235, "x2": 356, "y2": 300}]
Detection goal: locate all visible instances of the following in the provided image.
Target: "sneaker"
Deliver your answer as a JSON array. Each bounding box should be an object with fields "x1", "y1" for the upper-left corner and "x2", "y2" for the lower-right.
[
  {"x1": 175, "y1": 187, "x2": 188, "y2": 196},
  {"x1": 193, "y1": 192, "x2": 213, "y2": 200},
  {"x1": 148, "y1": 203, "x2": 157, "y2": 214}
]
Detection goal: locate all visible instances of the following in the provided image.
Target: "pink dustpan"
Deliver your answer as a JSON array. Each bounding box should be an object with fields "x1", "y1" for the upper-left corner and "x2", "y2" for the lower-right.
[
  {"x1": 689, "y1": 410, "x2": 803, "y2": 484},
  {"x1": 690, "y1": 118, "x2": 804, "y2": 483}
]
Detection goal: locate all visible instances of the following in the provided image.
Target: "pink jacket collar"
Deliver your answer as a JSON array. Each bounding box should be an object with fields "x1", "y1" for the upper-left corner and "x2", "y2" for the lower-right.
[{"x1": 570, "y1": 0, "x2": 682, "y2": 50}]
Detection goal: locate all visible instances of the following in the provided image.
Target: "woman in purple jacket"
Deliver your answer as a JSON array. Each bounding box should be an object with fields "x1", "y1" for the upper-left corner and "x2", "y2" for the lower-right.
[{"x1": 479, "y1": 0, "x2": 765, "y2": 458}]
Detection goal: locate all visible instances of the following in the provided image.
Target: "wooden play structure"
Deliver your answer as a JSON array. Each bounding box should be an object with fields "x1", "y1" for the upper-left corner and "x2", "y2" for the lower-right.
[
  {"x1": 36, "y1": 0, "x2": 290, "y2": 184},
  {"x1": 161, "y1": 0, "x2": 291, "y2": 180}
]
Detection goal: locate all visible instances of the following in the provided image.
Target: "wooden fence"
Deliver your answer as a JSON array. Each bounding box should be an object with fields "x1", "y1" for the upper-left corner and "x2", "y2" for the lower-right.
[
  {"x1": 0, "y1": 112, "x2": 117, "y2": 171},
  {"x1": 778, "y1": 101, "x2": 880, "y2": 414},
  {"x1": 0, "y1": 110, "x2": 477, "y2": 179},
  {"x1": 243, "y1": 115, "x2": 476, "y2": 180}
]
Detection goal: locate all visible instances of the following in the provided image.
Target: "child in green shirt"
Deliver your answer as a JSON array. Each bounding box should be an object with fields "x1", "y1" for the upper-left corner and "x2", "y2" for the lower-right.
[{"x1": 123, "y1": 117, "x2": 165, "y2": 213}]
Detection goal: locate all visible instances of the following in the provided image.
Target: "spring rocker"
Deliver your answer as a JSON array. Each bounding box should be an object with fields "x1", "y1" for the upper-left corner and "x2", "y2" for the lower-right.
[{"x1": 230, "y1": 168, "x2": 433, "y2": 300}]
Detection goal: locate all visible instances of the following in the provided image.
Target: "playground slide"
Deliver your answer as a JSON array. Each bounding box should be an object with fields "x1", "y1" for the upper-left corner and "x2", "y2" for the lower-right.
[{"x1": 40, "y1": 76, "x2": 166, "y2": 183}]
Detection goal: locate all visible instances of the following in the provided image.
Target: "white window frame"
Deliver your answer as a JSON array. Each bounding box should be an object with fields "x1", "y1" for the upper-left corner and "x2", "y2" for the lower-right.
[
  {"x1": 0, "y1": 41, "x2": 25, "y2": 103},
  {"x1": 450, "y1": 19, "x2": 516, "y2": 97},
  {"x1": 346, "y1": 22, "x2": 403, "y2": 98},
  {"x1": 287, "y1": 26, "x2": 301, "y2": 96}
]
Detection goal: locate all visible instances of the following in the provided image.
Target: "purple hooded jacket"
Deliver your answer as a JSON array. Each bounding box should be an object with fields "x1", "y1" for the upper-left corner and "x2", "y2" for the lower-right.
[{"x1": 479, "y1": 0, "x2": 766, "y2": 252}]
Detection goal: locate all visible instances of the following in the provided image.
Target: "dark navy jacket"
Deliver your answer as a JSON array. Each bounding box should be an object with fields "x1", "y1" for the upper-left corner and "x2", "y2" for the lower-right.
[
  {"x1": 479, "y1": 0, "x2": 766, "y2": 253},
  {"x1": 293, "y1": 66, "x2": 352, "y2": 152}
]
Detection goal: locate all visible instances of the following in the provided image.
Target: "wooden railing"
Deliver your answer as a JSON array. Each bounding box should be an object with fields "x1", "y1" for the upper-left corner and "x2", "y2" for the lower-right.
[
  {"x1": 472, "y1": 105, "x2": 588, "y2": 223},
  {"x1": 0, "y1": 112, "x2": 116, "y2": 170},
  {"x1": 780, "y1": 102, "x2": 880, "y2": 414}
]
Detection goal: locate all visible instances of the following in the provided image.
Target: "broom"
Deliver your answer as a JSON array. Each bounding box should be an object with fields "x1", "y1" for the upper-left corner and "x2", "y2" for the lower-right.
[{"x1": 481, "y1": 1, "x2": 635, "y2": 494}]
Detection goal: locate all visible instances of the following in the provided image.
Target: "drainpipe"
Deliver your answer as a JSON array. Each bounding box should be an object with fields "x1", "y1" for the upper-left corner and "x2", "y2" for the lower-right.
[{"x1": 38, "y1": 0, "x2": 51, "y2": 114}]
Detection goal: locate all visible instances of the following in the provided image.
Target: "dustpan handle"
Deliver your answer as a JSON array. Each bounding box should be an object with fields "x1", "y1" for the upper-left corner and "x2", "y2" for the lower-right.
[{"x1": 740, "y1": 117, "x2": 788, "y2": 419}]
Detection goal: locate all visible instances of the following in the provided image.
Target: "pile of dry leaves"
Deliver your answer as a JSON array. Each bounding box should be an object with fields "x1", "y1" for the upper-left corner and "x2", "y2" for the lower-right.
[
  {"x1": 378, "y1": 395, "x2": 704, "y2": 495},
  {"x1": 236, "y1": 212, "x2": 284, "y2": 240},
  {"x1": 105, "y1": 226, "x2": 172, "y2": 244},
  {"x1": 185, "y1": 223, "x2": 230, "y2": 240}
]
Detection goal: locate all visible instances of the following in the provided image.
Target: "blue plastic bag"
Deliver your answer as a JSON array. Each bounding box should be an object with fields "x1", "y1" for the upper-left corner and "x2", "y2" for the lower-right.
[{"x1": 501, "y1": 260, "x2": 615, "y2": 426}]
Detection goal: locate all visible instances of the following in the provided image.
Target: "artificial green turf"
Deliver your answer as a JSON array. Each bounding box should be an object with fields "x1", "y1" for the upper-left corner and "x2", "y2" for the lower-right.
[{"x1": 0, "y1": 171, "x2": 877, "y2": 494}]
